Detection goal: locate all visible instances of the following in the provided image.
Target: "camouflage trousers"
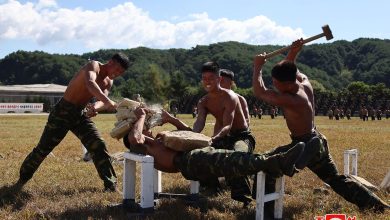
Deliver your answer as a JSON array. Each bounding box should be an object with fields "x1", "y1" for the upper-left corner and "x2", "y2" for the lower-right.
[
  {"x1": 19, "y1": 98, "x2": 117, "y2": 189},
  {"x1": 263, "y1": 129, "x2": 385, "y2": 211},
  {"x1": 208, "y1": 129, "x2": 256, "y2": 202},
  {"x1": 173, "y1": 146, "x2": 281, "y2": 183}
]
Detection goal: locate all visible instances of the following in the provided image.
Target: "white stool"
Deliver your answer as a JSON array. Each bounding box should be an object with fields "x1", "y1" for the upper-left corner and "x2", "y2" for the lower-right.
[
  {"x1": 122, "y1": 152, "x2": 199, "y2": 212},
  {"x1": 256, "y1": 172, "x2": 285, "y2": 220},
  {"x1": 344, "y1": 149, "x2": 358, "y2": 176}
]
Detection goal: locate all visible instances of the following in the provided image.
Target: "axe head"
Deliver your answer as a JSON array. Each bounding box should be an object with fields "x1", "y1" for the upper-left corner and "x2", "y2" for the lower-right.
[{"x1": 322, "y1": 25, "x2": 333, "y2": 40}]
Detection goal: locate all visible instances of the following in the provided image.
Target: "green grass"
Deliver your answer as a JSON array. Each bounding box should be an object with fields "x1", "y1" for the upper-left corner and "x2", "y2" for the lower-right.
[{"x1": 0, "y1": 114, "x2": 389, "y2": 219}]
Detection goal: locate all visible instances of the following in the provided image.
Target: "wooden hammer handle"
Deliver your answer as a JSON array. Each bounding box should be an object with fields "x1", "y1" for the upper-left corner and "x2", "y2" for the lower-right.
[
  {"x1": 265, "y1": 33, "x2": 325, "y2": 59},
  {"x1": 264, "y1": 45, "x2": 292, "y2": 59},
  {"x1": 302, "y1": 33, "x2": 325, "y2": 44}
]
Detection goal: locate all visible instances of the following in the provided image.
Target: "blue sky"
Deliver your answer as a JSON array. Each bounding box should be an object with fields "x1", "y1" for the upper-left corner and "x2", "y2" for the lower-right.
[{"x1": 0, "y1": 0, "x2": 389, "y2": 58}]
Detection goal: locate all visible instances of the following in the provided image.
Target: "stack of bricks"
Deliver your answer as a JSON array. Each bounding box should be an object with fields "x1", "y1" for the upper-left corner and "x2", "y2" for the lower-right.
[
  {"x1": 110, "y1": 98, "x2": 140, "y2": 139},
  {"x1": 110, "y1": 98, "x2": 162, "y2": 139}
]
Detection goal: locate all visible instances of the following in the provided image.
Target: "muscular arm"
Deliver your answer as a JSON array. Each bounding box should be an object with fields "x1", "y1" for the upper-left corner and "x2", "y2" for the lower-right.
[
  {"x1": 193, "y1": 98, "x2": 207, "y2": 133},
  {"x1": 128, "y1": 108, "x2": 147, "y2": 145},
  {"x1": 84, "y1": 62, "x2": 116, "y2": 111},
  {"x1": 238, "y1": 95, "x2": 250, "y2": 125},
  {"x1": 171, "y1": 118, "x2": 192, "y2": 131},
  {"x1": 93, "y1": 81, "x2": 113, "y2": 111},
  {"x1": 161, "y1": 110, "x2": 192, "y2": 131},
  {"x1": 285, "y1": 38, "x2": 303, "y2": 63},
  {"x1": 285, "y1": 38, "x2": 311, "y2": 87},
  {"x1": 252, "y1": 54, "x2": 297, "y2": 108}
]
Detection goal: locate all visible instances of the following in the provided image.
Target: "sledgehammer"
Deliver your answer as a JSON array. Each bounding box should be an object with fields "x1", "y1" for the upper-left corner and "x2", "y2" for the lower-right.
[{"x1": 265, "y1": 24, "x2": 333, "y2": 59}]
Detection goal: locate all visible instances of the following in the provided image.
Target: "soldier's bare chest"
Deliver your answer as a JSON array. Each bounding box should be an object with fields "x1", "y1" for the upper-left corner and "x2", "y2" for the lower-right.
[{"x1": 205, "y1": 99, "x2": 225, "y2": 118}]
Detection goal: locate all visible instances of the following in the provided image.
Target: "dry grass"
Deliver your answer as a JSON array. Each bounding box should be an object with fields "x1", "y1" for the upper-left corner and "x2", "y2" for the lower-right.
[{"x1": 0, "y1": 114, "x2": 389, "y2": 220}]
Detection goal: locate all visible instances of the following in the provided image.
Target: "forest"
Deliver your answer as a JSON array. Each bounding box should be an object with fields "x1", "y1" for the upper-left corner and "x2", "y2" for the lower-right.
[{"x1": 0, "y1": 38, "x2": 389, "y2": 112}]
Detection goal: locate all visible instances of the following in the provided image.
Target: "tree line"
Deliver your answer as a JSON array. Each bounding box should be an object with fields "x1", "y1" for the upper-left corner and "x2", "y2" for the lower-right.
[{"x1": 0, "y1": 38, "x2": 389, "y2": 108}]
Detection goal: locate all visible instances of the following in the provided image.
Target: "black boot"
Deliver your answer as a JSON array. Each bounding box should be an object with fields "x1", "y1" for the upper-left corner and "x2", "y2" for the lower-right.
[
  {"x1": 104, "y1": 183, "x2": 120, "y2": 193},
  {"x1": 259, "y1": 143, "x2": 304, "y2": 178},
  {"x1": 295, "y1": 137, "x2": 322, "y2": 170},
  {"x1": 376, "y1": 200, "x2": 390, "y2": 213},
  {"x1": 279, "y1": 142, "x2": 305, "y2": 177},
  {"x1": 368, "y1": 196, "x2": 390, "y2": 213}
]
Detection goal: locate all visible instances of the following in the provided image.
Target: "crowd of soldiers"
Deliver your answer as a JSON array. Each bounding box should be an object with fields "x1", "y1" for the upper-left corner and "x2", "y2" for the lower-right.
[
  {"x1": 250, "y1": 105, "x2": 279, "y2": 119},
  {"x1": 173, "y1": 96, "x2": 390, "y2": 123},
  {"x1": 327, "y1": 106, "x2": 390, "y2": 121}
]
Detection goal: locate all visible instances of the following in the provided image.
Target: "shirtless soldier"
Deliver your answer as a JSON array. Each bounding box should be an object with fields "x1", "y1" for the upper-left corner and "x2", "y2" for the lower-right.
[
  {"x1": 16, "y1": 53, "x2": 130, "y2": 192},
  {"x1": 193, "y1": 62, "x2": 255, "y2": 205},
  {"x1": 219, "y1": 68, "x2": 250, "y2": 125},
  {"x1": 253, "y1": 39, "x2": 389, "y2": 215}
]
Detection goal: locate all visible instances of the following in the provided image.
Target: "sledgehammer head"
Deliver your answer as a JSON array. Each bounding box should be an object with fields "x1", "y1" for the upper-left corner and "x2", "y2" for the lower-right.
[{"x1": 322, "y1": 24, "x2": 333, "y2": 40}]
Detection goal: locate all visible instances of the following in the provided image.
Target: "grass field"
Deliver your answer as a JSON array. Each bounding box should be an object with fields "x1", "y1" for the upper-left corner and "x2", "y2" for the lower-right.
[{"x1": 0, "y1": 114, "x2": 389, "y2": 219}]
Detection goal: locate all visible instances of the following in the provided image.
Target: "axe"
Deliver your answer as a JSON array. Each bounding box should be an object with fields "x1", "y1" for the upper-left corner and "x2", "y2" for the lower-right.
[{"x1": 265, "y1": 24, "x2": 333, "y2": 59}]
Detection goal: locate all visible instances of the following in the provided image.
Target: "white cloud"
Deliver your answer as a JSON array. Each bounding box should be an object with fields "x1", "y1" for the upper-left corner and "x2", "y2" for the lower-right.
[{"x1": 0, "y1": 0, "x2": 305, "y2": 51}]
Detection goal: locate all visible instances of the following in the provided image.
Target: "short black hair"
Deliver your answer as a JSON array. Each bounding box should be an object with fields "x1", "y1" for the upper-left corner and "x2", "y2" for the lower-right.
[
  {"x1": 201, "y1": 61, "x2": 220, "y2": 75},
  {"x1": 271, "y1": 60, "x2": 297, "y2": 82},
  {"x1": 220, "y1": 69, "x2": 234, "y2": 80},
  {"x1": 111, "y1": 52, "x2": 131, "y2": 70}
]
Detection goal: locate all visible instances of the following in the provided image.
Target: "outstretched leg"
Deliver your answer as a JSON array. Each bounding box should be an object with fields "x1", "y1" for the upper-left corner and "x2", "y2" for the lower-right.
[
  {"x1": 308, "y1": 138, "x2": 389, "y2": 212},
  {"x1": 72, "y1": 117, "x2": 117, "y2": 191},
  {"x1": 174, "y1": 143, "x2": 304, "y2": 182},
  {"x1": 18, "y1": 110, "x2": 69, "y2": 186}
]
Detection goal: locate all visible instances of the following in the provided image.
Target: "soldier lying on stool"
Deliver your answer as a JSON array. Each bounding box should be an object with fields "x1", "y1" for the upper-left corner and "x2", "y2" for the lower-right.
[{"x1": 122, "y1": 107, "x2": 316, "y2": 200}]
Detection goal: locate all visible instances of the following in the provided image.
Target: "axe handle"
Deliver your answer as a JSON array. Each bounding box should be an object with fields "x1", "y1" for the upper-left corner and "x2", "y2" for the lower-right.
[{"x1": 265, "y1": 32, "x2": 325, "y2": 59}]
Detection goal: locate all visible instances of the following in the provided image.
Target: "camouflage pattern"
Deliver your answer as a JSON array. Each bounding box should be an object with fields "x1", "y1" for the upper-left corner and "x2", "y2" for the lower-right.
[
  {"x1": 173, "y1": 146, "x2": 284, "y2": 182},
  {"x1": 263, "y1": 129, "x2": 386, "y2": 212},
  {"x1": 209, "y1": 129, "x2": 256, "y2": 203},
  {"x1": 19, "y1": 98, "x2": 117, "y2": 189}
]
